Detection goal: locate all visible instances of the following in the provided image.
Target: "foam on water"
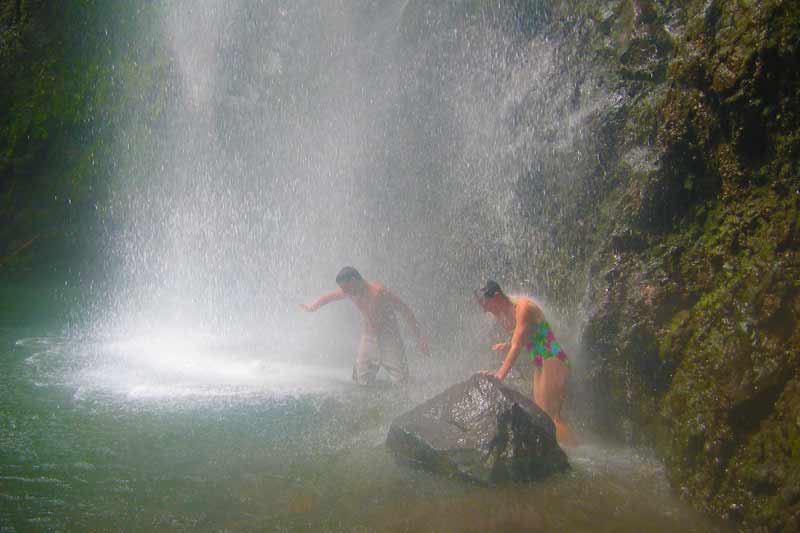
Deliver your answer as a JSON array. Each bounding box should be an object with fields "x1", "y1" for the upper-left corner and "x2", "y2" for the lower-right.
[{"x1": 18, "y1": 335, "x2": 352, "y2": 405}]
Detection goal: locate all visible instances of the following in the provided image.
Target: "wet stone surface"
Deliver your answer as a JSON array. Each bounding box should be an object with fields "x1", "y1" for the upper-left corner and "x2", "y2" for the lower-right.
[{"x1": 386, "y1": 374, "x2": 568, "y2": 484}]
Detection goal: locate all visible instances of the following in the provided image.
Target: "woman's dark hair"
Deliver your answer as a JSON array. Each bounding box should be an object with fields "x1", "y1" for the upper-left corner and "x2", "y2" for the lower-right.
[
  {"x1": 336, "y1": 266, "x2": 363, "y2": 285},
  {"x1": 480, "y1": 279, "x2": 503, "y2": 298}
]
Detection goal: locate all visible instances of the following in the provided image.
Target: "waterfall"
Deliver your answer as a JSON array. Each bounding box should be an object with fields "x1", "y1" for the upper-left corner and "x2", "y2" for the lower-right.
[{"x1": 99, "y1": 1, "x2": 597, "y2": 371}]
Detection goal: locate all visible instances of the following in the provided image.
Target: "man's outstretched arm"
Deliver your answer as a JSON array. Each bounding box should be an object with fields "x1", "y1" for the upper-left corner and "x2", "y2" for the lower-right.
[
  {"x1": 299, "y1": 288, "x2": 346, "y2": 312},
  {"x1": 386, "y1": 290, "x2": 430, "y2": 356}
]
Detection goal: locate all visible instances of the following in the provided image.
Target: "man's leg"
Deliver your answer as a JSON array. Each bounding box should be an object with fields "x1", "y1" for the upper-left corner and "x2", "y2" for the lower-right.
[
  {"x1": 353, "y1": 334, "x2": 379, "y2": 386},
  {"x1": 378, "y1": 334, "x2": 409, "y2": 385}
]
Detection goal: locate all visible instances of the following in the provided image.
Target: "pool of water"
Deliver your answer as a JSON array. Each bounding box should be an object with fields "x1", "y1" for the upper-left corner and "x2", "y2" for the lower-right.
[{"x1": 0, "y1": 284, "x2": 726, "y2": 532}]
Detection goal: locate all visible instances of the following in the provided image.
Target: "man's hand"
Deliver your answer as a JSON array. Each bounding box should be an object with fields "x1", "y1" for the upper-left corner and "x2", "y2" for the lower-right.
[
  {"x1": 298, "y1": 303, "x2": 317, "y2": 312},
  {"x1": 491, "y1": 342, "x2": 508, "y2": 353}
]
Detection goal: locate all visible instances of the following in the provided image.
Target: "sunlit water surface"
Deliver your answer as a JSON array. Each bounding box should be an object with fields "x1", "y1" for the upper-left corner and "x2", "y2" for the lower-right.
[{"x1": 1, "y1": 319, "x2": 726, "y2": 532}]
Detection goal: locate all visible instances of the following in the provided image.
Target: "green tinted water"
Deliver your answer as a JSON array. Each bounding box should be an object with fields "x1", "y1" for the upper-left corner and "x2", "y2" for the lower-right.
[{"x1": 0, "y1": 283, "x2": 726, "y2": 532}]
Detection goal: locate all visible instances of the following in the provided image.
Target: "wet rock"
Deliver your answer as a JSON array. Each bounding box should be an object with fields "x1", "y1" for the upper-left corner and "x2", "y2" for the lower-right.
[{"x1": 386, "y1": 374, "x2": 568, "y2": 483}]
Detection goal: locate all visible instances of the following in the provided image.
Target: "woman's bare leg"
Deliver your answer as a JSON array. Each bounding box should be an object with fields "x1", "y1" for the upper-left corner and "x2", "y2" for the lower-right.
[{"x1": 533, "y1": 358, "x2": 577, "y2": 446}]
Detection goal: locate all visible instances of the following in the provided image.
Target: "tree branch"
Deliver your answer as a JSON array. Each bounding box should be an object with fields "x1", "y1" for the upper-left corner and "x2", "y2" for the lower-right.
[{"x1": 0, "y1": 234, "x2": 39, "y2": 269}]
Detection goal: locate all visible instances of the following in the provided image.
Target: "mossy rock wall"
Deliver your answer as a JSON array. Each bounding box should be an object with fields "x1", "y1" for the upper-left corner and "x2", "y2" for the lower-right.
[
  {"x1": 0, "y1": 1, "x2": 173, "y2": 277},
  {"x1": 547, "y1": 0, "x2": 799, "y2": 529},
  {"x1": 403, "y1": 0, "x2": 799, "y2": 528}
]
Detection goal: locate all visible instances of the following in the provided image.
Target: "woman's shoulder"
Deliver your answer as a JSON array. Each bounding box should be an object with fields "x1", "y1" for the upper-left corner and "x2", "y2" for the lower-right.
[
  {"x1": 511, "y1": 294, "x2": 540, "y2": 308},
  {"x1": 513, "y1": 295, "x2": 544, "y2": 320}
]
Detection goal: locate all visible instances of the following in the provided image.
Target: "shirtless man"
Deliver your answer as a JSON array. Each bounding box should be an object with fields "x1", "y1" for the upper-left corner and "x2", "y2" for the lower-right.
[
  {"x1": 300, "y1": 267, "x2": 430, "y2": 386},
  {"x1": 475, "y1": 279, "x2": 576, "y2": 446}
]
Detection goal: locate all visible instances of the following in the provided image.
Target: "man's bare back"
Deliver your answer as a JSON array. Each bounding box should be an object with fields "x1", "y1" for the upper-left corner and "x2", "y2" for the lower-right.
[{"x1": 347, "y1": 282, "x2": 404, "y2": 337}]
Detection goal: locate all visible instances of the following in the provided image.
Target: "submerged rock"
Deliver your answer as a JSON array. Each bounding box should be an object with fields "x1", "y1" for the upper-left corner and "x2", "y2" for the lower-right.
[{"x1": 386, "y1": 374, "x2": 568, "y2": 483}]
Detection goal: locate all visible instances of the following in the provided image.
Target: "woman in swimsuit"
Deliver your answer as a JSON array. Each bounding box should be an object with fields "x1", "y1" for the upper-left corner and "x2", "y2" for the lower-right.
[{"x1": 475, "y1": 279, "x2": 577, "y2": 446}]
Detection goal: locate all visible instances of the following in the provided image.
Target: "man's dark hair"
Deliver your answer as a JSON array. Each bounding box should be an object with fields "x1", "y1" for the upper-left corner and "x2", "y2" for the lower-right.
[
  {"x1": 480, "y1": 279, "x2": 503, "y2": 298},
  {"x1": 336, "y1": 266, "x2": 363, "y2": 285}
]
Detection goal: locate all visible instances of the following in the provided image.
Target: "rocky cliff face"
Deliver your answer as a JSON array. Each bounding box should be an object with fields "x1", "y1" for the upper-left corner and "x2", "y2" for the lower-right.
[
  {"x1": 579, "y1": 1, "x2": 800, "y2": 529},
  {"x1": 401, "y1": 0, "x2": 799, "y2": 529}
]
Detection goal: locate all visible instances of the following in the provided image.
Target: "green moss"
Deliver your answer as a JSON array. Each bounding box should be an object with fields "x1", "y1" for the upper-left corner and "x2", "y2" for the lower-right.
[
  {"x1": 577, "y1": 0, "x2": 800, "y2": 527},
  {"x1": 648, "y1": 184, "x2": 800, "y2": 524},
  {"x1": 0, "y1": 1, "x2": 173, "y2": 277}
]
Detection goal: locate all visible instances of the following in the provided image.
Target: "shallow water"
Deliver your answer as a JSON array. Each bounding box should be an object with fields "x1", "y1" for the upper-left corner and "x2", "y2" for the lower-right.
[{"x1": 0, "y1": 286, "x2": 726, "y2": 532}]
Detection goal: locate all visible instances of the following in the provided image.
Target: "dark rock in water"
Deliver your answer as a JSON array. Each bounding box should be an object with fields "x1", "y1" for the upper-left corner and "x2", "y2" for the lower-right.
[{"x1": 386, "y1": 374, "x2": 568, "y2": 483}]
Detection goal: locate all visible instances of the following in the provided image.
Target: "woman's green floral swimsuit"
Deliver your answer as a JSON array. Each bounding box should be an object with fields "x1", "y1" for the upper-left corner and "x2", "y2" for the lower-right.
[{"x1": 526, "y1": 320, "x2": 569, "y2": 370}]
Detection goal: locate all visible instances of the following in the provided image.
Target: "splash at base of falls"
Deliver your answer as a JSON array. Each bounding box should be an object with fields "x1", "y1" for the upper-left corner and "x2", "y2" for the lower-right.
[{"x1": 18, "y1": 334, "x2": 353, "y2": 406}]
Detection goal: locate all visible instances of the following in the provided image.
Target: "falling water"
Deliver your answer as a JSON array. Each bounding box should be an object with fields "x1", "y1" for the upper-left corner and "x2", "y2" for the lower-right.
[{"x1": 51, "y1": 0, "x2": 591, "y2": 400}]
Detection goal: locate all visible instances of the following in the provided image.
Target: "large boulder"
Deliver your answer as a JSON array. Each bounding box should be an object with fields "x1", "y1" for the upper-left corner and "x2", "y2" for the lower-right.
[{"x1": 386, "y1": 374, "x2": 568, "y2": 483}]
